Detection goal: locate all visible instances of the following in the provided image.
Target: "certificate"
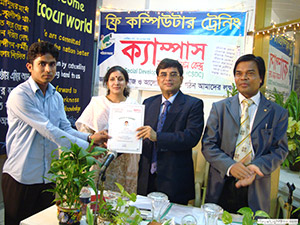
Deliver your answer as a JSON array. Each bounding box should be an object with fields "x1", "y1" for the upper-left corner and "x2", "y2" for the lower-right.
[{"x1": 107, "y1": 104, "x2": 145, "y2": 154}]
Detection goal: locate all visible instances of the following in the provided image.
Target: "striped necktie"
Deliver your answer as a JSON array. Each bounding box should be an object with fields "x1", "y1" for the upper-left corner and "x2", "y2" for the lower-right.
[{"x1": 234, "y1": 99, "x2": 254, "y2": 165}]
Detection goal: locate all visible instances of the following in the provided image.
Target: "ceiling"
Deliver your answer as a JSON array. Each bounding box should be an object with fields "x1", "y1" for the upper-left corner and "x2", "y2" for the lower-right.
[{"x1": 268, "y1": 0, "x2": 300, "y2": 25}]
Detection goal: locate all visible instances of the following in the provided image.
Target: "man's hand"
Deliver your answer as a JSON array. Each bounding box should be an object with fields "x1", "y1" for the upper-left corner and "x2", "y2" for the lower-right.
[
  {"x1": 230, "y1": 162, "x2": 254, "y2": 180},
  {"x1": 90, "y1": 130, "x2": 110, "y2": 147},
  {"x1": 136, "y1": 126, "x2": 157, "y2": 142},
  {"x1": 235, "y1": 173, "x2": 255, "y2": 188},
  {"x1": 235, "y1": 164, "x2": 264, "y2": 188},
  {"x1": 247, "y1": 164, "x2": 264, "y2": 177}
]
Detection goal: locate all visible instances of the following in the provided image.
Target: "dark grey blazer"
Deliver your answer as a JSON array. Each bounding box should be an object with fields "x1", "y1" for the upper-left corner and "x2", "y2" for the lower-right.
[
  {"x1": 137, "y1": 91, "x2": 204, "y2": 204},
  {"x1": 202, "y1": 93, "x2": 288, "y2": 213}
]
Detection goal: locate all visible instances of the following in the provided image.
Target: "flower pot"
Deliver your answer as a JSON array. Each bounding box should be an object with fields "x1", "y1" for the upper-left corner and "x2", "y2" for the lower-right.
[
  {"x1": 289, "y1": 161, "x2": 300, "y2": 172},
  {"x1": 56, "y1": 202, "x2": 82, "y2": 225},
  {"x1": 97, "y1": 216, "x2": 112, "y2": 225}
]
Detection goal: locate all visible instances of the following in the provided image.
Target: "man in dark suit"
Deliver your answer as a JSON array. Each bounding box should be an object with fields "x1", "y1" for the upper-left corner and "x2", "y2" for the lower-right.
[
  {"x1": 136, "y1": 58, "x2": 204, "y2": 204},
  {"x1": 202, "y1": 54, "x2": 288, "y2": 213}
]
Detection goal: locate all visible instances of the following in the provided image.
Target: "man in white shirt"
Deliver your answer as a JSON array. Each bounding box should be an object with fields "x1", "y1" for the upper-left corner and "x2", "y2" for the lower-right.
[
  {"x1": 202, "y1": 54, "x2": 288, "y2": 213},
  {"x1": 2, "y1": 41, "x2": 108, "y2": 225}
]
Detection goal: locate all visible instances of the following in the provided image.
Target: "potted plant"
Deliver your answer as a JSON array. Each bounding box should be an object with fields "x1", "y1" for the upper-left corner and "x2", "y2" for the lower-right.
[
  {"x1": 46, "y1": 138, "x2": 107, "y2": 225},
  {"x1": 222, "y1": 207, "x2": 270, "y2": 225},
  {"x1": 269, "y1": 90, "x2": 300, "y2": 170},
  {"x1": 86, "y1": 182, "x2": 143, "y2": 225},
  {"x1": 286, "y1": 116, "x2": 300, "y2": 170},
  {"x1": 226, "y1": 83, "x2": 238, "y2": 97}
]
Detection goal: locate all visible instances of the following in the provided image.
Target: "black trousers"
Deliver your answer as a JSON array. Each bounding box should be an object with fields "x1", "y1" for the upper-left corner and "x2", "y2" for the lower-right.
[
  {"x1": 218, "y1": 177, "x2": 248, "y2": 213},
  {"x1": 147, "y1": 172, "x2": 157, "y2": 194},
  {"x1": 2, "y1": 173, "x2": 55, "y2": 225}
]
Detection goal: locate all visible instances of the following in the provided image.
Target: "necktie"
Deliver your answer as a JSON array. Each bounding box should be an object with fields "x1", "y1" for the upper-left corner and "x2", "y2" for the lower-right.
[
  {"x1": 234, "y1": 99, "x2": 254, "y2": 165},
  {"x1": 150, "y1": 100, "x2": 171, "y2": 174}
]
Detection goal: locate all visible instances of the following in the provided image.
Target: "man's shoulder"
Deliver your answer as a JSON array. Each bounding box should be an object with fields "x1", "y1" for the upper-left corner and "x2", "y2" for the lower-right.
[
  {"x1": 181, "y1": 92, "x2": 203, "y2": 103},
  {"x1": 143, "y1": 94, "x2": 161, "y2": 104},
  {"x1": 8, "y1": 79, "x2": 30, "y2": 97},
  {"x1": 210, "y1": 96, "x2": 232, "y2": 108},
  {"x1": 263, "y1": 97, "x2": 288, "y2": 114},
  {"x1": 53, "y1": 89, "x2": 63, "y2": 98}
]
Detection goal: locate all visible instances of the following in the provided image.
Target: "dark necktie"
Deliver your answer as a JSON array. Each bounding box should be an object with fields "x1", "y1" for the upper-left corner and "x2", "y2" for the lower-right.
[{"x1": 150, "y1": 100, "x2": 171, "y2": 174}]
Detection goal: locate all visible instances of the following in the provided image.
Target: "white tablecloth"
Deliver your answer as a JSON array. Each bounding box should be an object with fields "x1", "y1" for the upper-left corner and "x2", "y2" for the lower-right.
[
  {"x1": 20, "y1": 195, "x2": 243, "y2": 225},
  {"x1": 20, "y1": 205, "x2": 78, "y2": 225}
]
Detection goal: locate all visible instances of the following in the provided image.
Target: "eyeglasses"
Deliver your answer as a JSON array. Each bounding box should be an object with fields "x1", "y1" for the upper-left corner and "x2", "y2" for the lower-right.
[{"x1": 158, "y1": 72, "x2": 180, "y2": 78}]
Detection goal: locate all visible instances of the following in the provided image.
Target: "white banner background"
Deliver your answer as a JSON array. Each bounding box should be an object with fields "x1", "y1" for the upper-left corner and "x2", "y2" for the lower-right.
[
  {"x1": 98, "y1": 33, "x2": 244, "y2": 96},
  {"x1": 266, "y1": 44, "x2": 291, "y2": 95}
]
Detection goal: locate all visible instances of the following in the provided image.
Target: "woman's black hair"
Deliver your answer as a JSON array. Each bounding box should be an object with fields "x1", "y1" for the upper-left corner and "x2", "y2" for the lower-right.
[{"x1": 103, "y1": 66, "x2": 130, "y2": 97}]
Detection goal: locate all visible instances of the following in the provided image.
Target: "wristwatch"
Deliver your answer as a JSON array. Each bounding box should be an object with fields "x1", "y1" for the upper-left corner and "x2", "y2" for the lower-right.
[{"x1": 87, "y1": 134, "x2": 92, "y2": 143}]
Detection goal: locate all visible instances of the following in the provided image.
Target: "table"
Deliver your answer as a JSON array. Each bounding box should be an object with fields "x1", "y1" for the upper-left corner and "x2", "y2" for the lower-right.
[
  {"x1": 20, "y1": 205, "x2": 73, "y2": 225},
  {"x1": 20, "y1": 195, "x2": 243, "y2": 225}
]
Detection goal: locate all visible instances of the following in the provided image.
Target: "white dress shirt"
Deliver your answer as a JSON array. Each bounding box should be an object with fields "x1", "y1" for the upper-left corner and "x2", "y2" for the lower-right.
[
  {"x1": 4, "y1": 77, "x2": 90, "y2": 184},
  {"x1": 160, "y1": 91, "x2": 179, "y2": 114},
  {"x1": 238, "y1": 92, "x2": 261, "y2": 132}
]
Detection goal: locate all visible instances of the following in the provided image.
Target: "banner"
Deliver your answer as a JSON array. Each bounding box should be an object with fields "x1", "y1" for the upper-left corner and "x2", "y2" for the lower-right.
[
  {"x1": 97, "y1": 11, "x2": 247, "y2": 96},
  {"x1": 0, "y1": 0, "x2": 97, "y2": 154},
  {"x1": 266, "y1": 35, "x2": 293, "y2": 97}
]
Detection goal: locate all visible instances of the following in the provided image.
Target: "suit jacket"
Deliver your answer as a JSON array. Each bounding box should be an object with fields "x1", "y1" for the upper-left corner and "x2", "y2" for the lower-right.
[
  {"x1": 137, "y1": 91, "x2": 204, "y2": 204},
  {"x1": 201, "y1": 93, "x2": 288, "y2": 213}
]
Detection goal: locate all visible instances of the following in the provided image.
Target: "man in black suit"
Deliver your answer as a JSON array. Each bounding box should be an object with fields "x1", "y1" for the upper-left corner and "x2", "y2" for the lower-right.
[{"x1": 136, "y1": 58, "x2": 204, "y2": 204}]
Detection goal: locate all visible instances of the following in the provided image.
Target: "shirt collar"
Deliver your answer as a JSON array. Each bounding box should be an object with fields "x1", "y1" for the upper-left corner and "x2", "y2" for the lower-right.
[
  {"x1": 28, "y1": 76, "x2": 56, "y2": 96},
  {"x1": 238, "y1": 91, "x2": 261, "y2": 106},
  {"x1": 161, "y1": 91, "x2": 179, "y2": 105}
]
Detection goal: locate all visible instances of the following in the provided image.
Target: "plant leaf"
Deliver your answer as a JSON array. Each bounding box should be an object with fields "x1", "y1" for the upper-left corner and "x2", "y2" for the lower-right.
[
  {"x1": 78, "y1": 147, "x2": 88, "y2": 159},
  {"x1": 222, "y1": 210, "x2": 233, "y2": 224},
  {"x1": 255, "y1": 210, "x2": 270, "y2": 218},
  {"x1": 115, "y1": 182, "x2": 125, "y2": 193},
  {"x1": 86, "y1": 156, "x2": 95, "y2": 166},
  {"x1": 242, "y1": 214, "x2": 253, "y2": 225},
  {"x1": 86, "y1": 205, "x2": 94, "y2": 225},
  {"x1": 237, "y1": 207, "x2": 253, "y2": 217},
  {"x1": 127, "y1": 206, "x2": 135, "y2": 216},
  {"x1": 292, "y1": 207, "x2": 300, "y2": 214},
  {"x1": 130, "y1": 193, "x2": 137, "y2": 202}
]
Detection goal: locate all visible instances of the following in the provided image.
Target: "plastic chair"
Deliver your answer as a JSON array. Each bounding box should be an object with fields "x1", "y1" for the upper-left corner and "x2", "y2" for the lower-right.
[
  {"x1": 190, "y1": 144, "x2": 210, "y2": 207},
  {"x1": 276, "y1": 195, "x2": 291, "y2": 219}
]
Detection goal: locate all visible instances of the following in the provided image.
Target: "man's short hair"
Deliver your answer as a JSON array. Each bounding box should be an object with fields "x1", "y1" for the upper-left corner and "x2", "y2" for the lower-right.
[
  {"x1": 233, "y1": 54, "x2": 266, "y2": 87},
  {"x1": 27, "y1": 41, "x2": 59, "y2": 64},
  {"x1": 156, "y1": 58, "x2": 183, "y2": 76}
]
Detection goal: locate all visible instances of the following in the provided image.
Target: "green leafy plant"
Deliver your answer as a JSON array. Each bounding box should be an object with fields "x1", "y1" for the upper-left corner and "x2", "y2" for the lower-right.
[
  {"x1": 86, "y1": 203, "x2": 95, "y2": 225},
  {"x1": 226, "y1": 83, "x2": 239, "y2": 97},
  {"x1": 162, "y1": 219, "x2": 174, "y2": 225},
  {"x1": 222, "y1": 210, "x2": 232, "y2": 224},
  {"x1": 269, "y1": 90, "x2": 300, "y2": 168},
  {"x1": 284, "y1": 117, "x2": 300, "y2": 168},
  {"x1": 222, "y1": 207, "x2": 270, "y2": 225},
  {"x1": 86, "y1": 182, "x2": 143, "y2": 225},
  {"x1": 45, "y1": 138, "x2": 107, "y2": 209},
  {"x1": 237, "y1": 207, "x2": 270, "y2": 225}
]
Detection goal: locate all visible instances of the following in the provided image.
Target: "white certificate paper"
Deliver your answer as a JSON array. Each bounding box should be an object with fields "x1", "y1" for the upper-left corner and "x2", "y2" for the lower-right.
[{"x1": 107, "y1": 104, "x2": 145, "y2": 154}]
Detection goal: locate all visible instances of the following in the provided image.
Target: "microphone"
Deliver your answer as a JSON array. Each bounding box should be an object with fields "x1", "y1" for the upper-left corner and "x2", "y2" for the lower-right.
[{"x1": 99, "y1": 151, "x2": 117, "y2": 174}]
